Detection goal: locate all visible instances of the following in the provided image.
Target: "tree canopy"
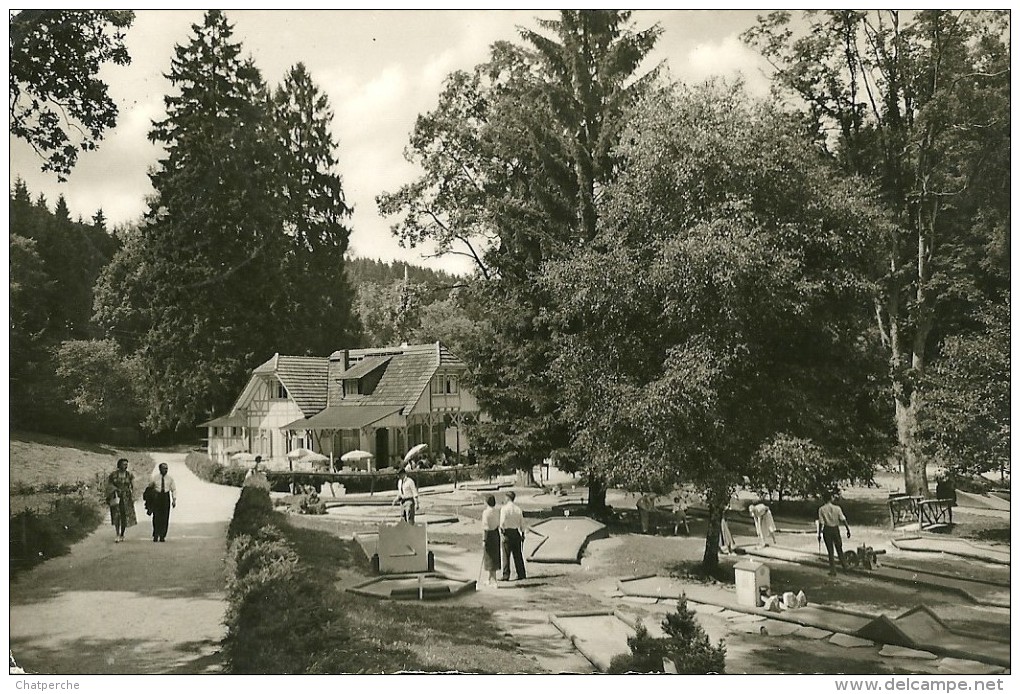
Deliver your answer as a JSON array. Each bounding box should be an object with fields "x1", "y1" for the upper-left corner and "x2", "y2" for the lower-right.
[
  {"x1": 544, "y1": 81, "x2": 888, "y2": 568},
  {"x1": 744, "y1": 10, "x2": 1010, "y2": 495},
  {"x1": 9, "y1": 10, "x2": 134, "y2": 179}
]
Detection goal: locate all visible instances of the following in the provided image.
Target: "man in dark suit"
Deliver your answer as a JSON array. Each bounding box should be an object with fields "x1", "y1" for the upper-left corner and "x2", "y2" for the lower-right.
[{"x1": 150, "y1": 462, "x2": 177, "y2": 542}]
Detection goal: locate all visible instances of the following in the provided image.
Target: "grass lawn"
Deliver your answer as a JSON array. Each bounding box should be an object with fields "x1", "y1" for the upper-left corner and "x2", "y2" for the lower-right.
[
  {"x1": 11, "y1": 431, "x2": 154, "y2": 504},
  {"x1": 278, "y1": 519, "x2": 545, "y2": 673},
  {"x1": 10, "y1": 431, "x2": 154, "y2": 531}
]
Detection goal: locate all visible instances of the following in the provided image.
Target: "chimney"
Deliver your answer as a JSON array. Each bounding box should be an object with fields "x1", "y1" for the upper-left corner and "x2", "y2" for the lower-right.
[{"x1": 328, "y1": 350, "x2": 348, "y2": 406}]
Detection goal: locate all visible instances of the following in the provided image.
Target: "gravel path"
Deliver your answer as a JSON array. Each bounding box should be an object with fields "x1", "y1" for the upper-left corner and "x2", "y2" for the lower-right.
[{"x1": 10, "y1": 453, "x2": 240, "y2": 674}]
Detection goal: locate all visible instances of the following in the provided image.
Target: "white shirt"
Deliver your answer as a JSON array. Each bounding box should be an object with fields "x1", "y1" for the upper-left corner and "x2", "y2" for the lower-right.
[
  {"x1": 397, "y1": 476, "x2": 418, "y2": 503},
  {"x1": 151, "y1": 471, "x2": 177, "y2": 501},
  {"x1": 481, "y1": 505, "x2": 500, "y2": 531},
  {"x1": 499, "y1": 501, "x2": 525, "y2": 532}
]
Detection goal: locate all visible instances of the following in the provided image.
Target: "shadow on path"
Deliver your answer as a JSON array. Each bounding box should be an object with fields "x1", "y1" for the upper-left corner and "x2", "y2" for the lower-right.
[{"x1": 10, "y1": 453, "x2": 240, "y2": 674}]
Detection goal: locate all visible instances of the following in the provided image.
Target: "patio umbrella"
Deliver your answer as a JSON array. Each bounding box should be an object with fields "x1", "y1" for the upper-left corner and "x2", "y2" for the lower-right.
[
  {"x1": 403, "y1": 443, "x2": 428, "y2": 464},
  {"x1": 340, "y1": 449, "x2": 374, "y2": 473},
  {"x1": 231, "y1": 452, "x2": 258, "y2": 463},
  {"x1": 340, "y1": 450, "x2": 374, "y2": 462},
  {"x1": 287, "y1": 447, "x2": 317, "y2": 460}
]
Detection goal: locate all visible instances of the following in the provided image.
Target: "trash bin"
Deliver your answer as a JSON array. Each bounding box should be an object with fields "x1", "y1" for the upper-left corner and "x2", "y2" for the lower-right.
[{"x1": 735, "y1": 559, "x2": 770, "y2": 607}]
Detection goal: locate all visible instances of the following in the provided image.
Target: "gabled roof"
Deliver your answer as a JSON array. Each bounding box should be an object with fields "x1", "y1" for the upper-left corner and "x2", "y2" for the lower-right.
[
  {"x1": 232, "y1": 343, "x2": 466, "y2": 426},
  {"x1": 246, "y1": 353, "x2": 328, "y2": 417},
  {"x1": 276, "y1": 356, "x2": 328, "y2": 416},
  {"x1": 346, "y1": 343, "x2": 447, "y2": 412}
]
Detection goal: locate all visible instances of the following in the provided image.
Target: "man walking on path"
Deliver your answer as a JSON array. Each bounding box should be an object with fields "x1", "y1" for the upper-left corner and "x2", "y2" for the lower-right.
[
  {"x1": 499, "y1": 491, "x2": 527, "y2": 581},
  {"x1": 817, "y1": 493, "x2": 851, "y2": 575},
  {"x1": 150, "y1": 462, "x2": 178, "y2": 542},
  {"x1": 10, "y1": 453, "x2": 239, "y2": 673}
]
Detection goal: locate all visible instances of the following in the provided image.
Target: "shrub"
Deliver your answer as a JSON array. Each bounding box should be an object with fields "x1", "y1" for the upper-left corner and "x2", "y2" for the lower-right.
[
  {"x1": 9, "y1": 496, "x2": 103, "y2": 573},
  {"x1": 608, "y1": 622, "x2": 665, "y2": 673},
  {"x1": 222, "y1": 489, "x2": 348, "y2": 674},
  {"x1": 660, "y1": 598, "x2": 726, "y2": 674},
  {"x1": 186, "y1": 451, "x2": 248, "y2": 487},
  {"x1": 227, "y1": 486, "x2": 278, "y2": 541},
  {"x1": 614, "y1": 598, "x2": 726, "y2": 674}
]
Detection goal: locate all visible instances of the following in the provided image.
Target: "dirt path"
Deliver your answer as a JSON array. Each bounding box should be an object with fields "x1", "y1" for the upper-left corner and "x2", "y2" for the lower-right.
[{"x1": 10, "y1": 453, "x2": 240, "y2": 674}]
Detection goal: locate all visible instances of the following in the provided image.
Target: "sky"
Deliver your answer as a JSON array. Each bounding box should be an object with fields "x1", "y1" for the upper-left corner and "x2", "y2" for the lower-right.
[{"x1": 8, "y1": 9, "x2": 775, "y2": 276}]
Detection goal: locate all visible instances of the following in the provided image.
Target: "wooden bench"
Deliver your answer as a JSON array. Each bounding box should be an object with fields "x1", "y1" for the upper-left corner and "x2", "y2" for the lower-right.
[
  {"x1": 888, "y1": 495, "x2": 922, "y2": 529},
  {"x1": 918, "y1": 498, "x2": 954, "y2": 531},
  {"x1": 887, "y1": 495, "x2": 954, "y2": 532}
]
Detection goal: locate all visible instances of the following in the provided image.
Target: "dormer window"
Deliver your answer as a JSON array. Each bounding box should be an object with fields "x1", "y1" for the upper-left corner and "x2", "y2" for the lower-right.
[{"x1": 343, "y1": 378, "x2": 363, "y2": 397}]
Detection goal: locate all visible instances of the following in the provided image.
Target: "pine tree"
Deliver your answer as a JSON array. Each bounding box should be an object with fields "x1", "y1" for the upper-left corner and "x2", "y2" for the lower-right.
[
  {"x1": 273, "y1": 62, "x2": 359, "y2": 354},
  {"x1": 138, "y1": 10, "x2": 291, "y2": 431},
  {"x1": 54, "y1": 194, "x2": 70, "y2": 221}
]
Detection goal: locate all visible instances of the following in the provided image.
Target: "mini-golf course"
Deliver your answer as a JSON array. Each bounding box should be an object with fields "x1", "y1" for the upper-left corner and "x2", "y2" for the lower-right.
[
  {"x1": 348, "y1": 573, "x2": 476, "y2": 600},
  {"x1": 890, "y1": 535, "x2": 1010, "y2": 565},
  {"x1": 616, "y1": 575, "x2": 1009, "y2": 669},
  {"x1": 738, "y1": 545, "x2": 1010, "y2": 607}
]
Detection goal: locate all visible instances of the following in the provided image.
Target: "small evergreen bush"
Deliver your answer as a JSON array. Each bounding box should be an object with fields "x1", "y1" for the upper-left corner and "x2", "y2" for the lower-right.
[{"x1": 612, "y1": 597, "x2": 726, "y2": 674}]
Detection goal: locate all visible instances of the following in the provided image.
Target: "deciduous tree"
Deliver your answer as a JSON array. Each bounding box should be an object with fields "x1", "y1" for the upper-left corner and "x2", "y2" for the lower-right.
[
  {"x1": 744, "y1": 10, "x2": 1010, "y2": 496},
  {"x1": 9, "y1": 10, "x2": 134, "y2": 179},
  {"x1": 545, "y1": 82, "x2": 886, "y2": 569}
]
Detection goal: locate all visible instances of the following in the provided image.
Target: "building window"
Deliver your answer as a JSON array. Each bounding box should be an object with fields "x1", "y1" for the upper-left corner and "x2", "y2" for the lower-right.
[
  {"x1": 344, "y1": 379, "x2": 362, "y2": 397},
  {"x1": 275, "y1": 380, "x2": 288, "y2": 399},
  {"x1": 432, "y1": 375, "x2": 458, "y2": 395}
]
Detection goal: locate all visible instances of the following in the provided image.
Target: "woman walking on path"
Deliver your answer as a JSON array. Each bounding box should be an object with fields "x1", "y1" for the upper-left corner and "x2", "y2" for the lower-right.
[
  {"x1": 480, "y1": 494, "x2": 501, "y2": 588},
  {"x1": 106, "y1": 458, "x2": 137, "y2": 543}
]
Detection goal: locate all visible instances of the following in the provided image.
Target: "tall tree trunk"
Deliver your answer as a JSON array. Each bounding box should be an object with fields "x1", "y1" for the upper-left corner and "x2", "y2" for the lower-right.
[
  {"x1": 702, "y1": 501, "x2": 723, "y2": 573},
  {"x1": 587, "y1": 474, "x2": 607, "y2": 513},
  {"x1": 896, "y1": 389, "x2": 927, "y2": 496}
]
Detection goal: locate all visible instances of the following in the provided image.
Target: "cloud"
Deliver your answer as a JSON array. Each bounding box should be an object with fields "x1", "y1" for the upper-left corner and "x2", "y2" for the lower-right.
[{"x1": 682, "y1": 35, "x2": 772, "y2": 96}]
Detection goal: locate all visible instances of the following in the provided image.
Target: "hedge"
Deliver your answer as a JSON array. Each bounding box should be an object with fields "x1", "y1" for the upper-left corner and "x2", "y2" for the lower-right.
[
  {"x1": 185, "y1": 451, "x2": 248, "y2": 487},
  {"x1": 10, "y1": 496, "x2": 103, "y2": 574},
  {"x1": 222, "y1": 486, "x2": 348, "y2": 673},
  {"x1": 266, "y1": 465, "x2": 484, "y2": 495}
]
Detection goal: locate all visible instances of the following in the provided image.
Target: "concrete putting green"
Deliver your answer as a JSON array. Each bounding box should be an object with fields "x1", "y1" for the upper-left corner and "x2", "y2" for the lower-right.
[
  {"x1": 525, "y1": 516, "x2": 608, "y2": 564},
  {"x1": 739, "y1": 545, "x2": 1010, "y2": 607},
  {"x1": 348, "y1": 573, "x2": 476, "y2": 600},
  {"x1": 325, "y1": 505, "x2": 459, "y2": 524},
  {"x1": 955, "y1": 490, "x2": 1011, "y2": 511},
  {"x1": 549, "y1": 611, "x2": 638, "y2": 672},
  {"x1": 617, "y1": 575, "x2": 1010, "y2": 668},
  {"x1": 891, "y1": 536, "x2": 1010, "y2": 565}
]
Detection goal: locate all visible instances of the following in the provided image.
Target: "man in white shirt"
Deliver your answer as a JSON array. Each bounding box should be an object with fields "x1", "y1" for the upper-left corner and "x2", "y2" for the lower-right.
[
  {"x1": 392, "y1": 467, "x2": 419, "y2": 524},
  {"x1": 499, "y1": 491, "x2": 527, "y2": 581},
  {"x1": 150, "y1": 462, "x2": 177, "y2": 542}
]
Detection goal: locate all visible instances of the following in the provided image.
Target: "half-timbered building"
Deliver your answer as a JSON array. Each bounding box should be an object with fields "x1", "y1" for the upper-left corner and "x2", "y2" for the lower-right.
[{"x1": 201, "y1": 342, "x2": 482, "y2": 470}]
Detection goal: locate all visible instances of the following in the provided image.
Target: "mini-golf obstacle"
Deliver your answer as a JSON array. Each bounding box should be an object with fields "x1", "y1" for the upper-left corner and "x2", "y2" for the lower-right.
[
  {"x1": 348, "y1": 520, "x2": 475, "y2": 600},
  {"x1": 525, "y1": 515, "x2": 608, "y2": 564},
  {"x1": 616, "y1": 574, "x2": 1009, "y2": 668}
]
